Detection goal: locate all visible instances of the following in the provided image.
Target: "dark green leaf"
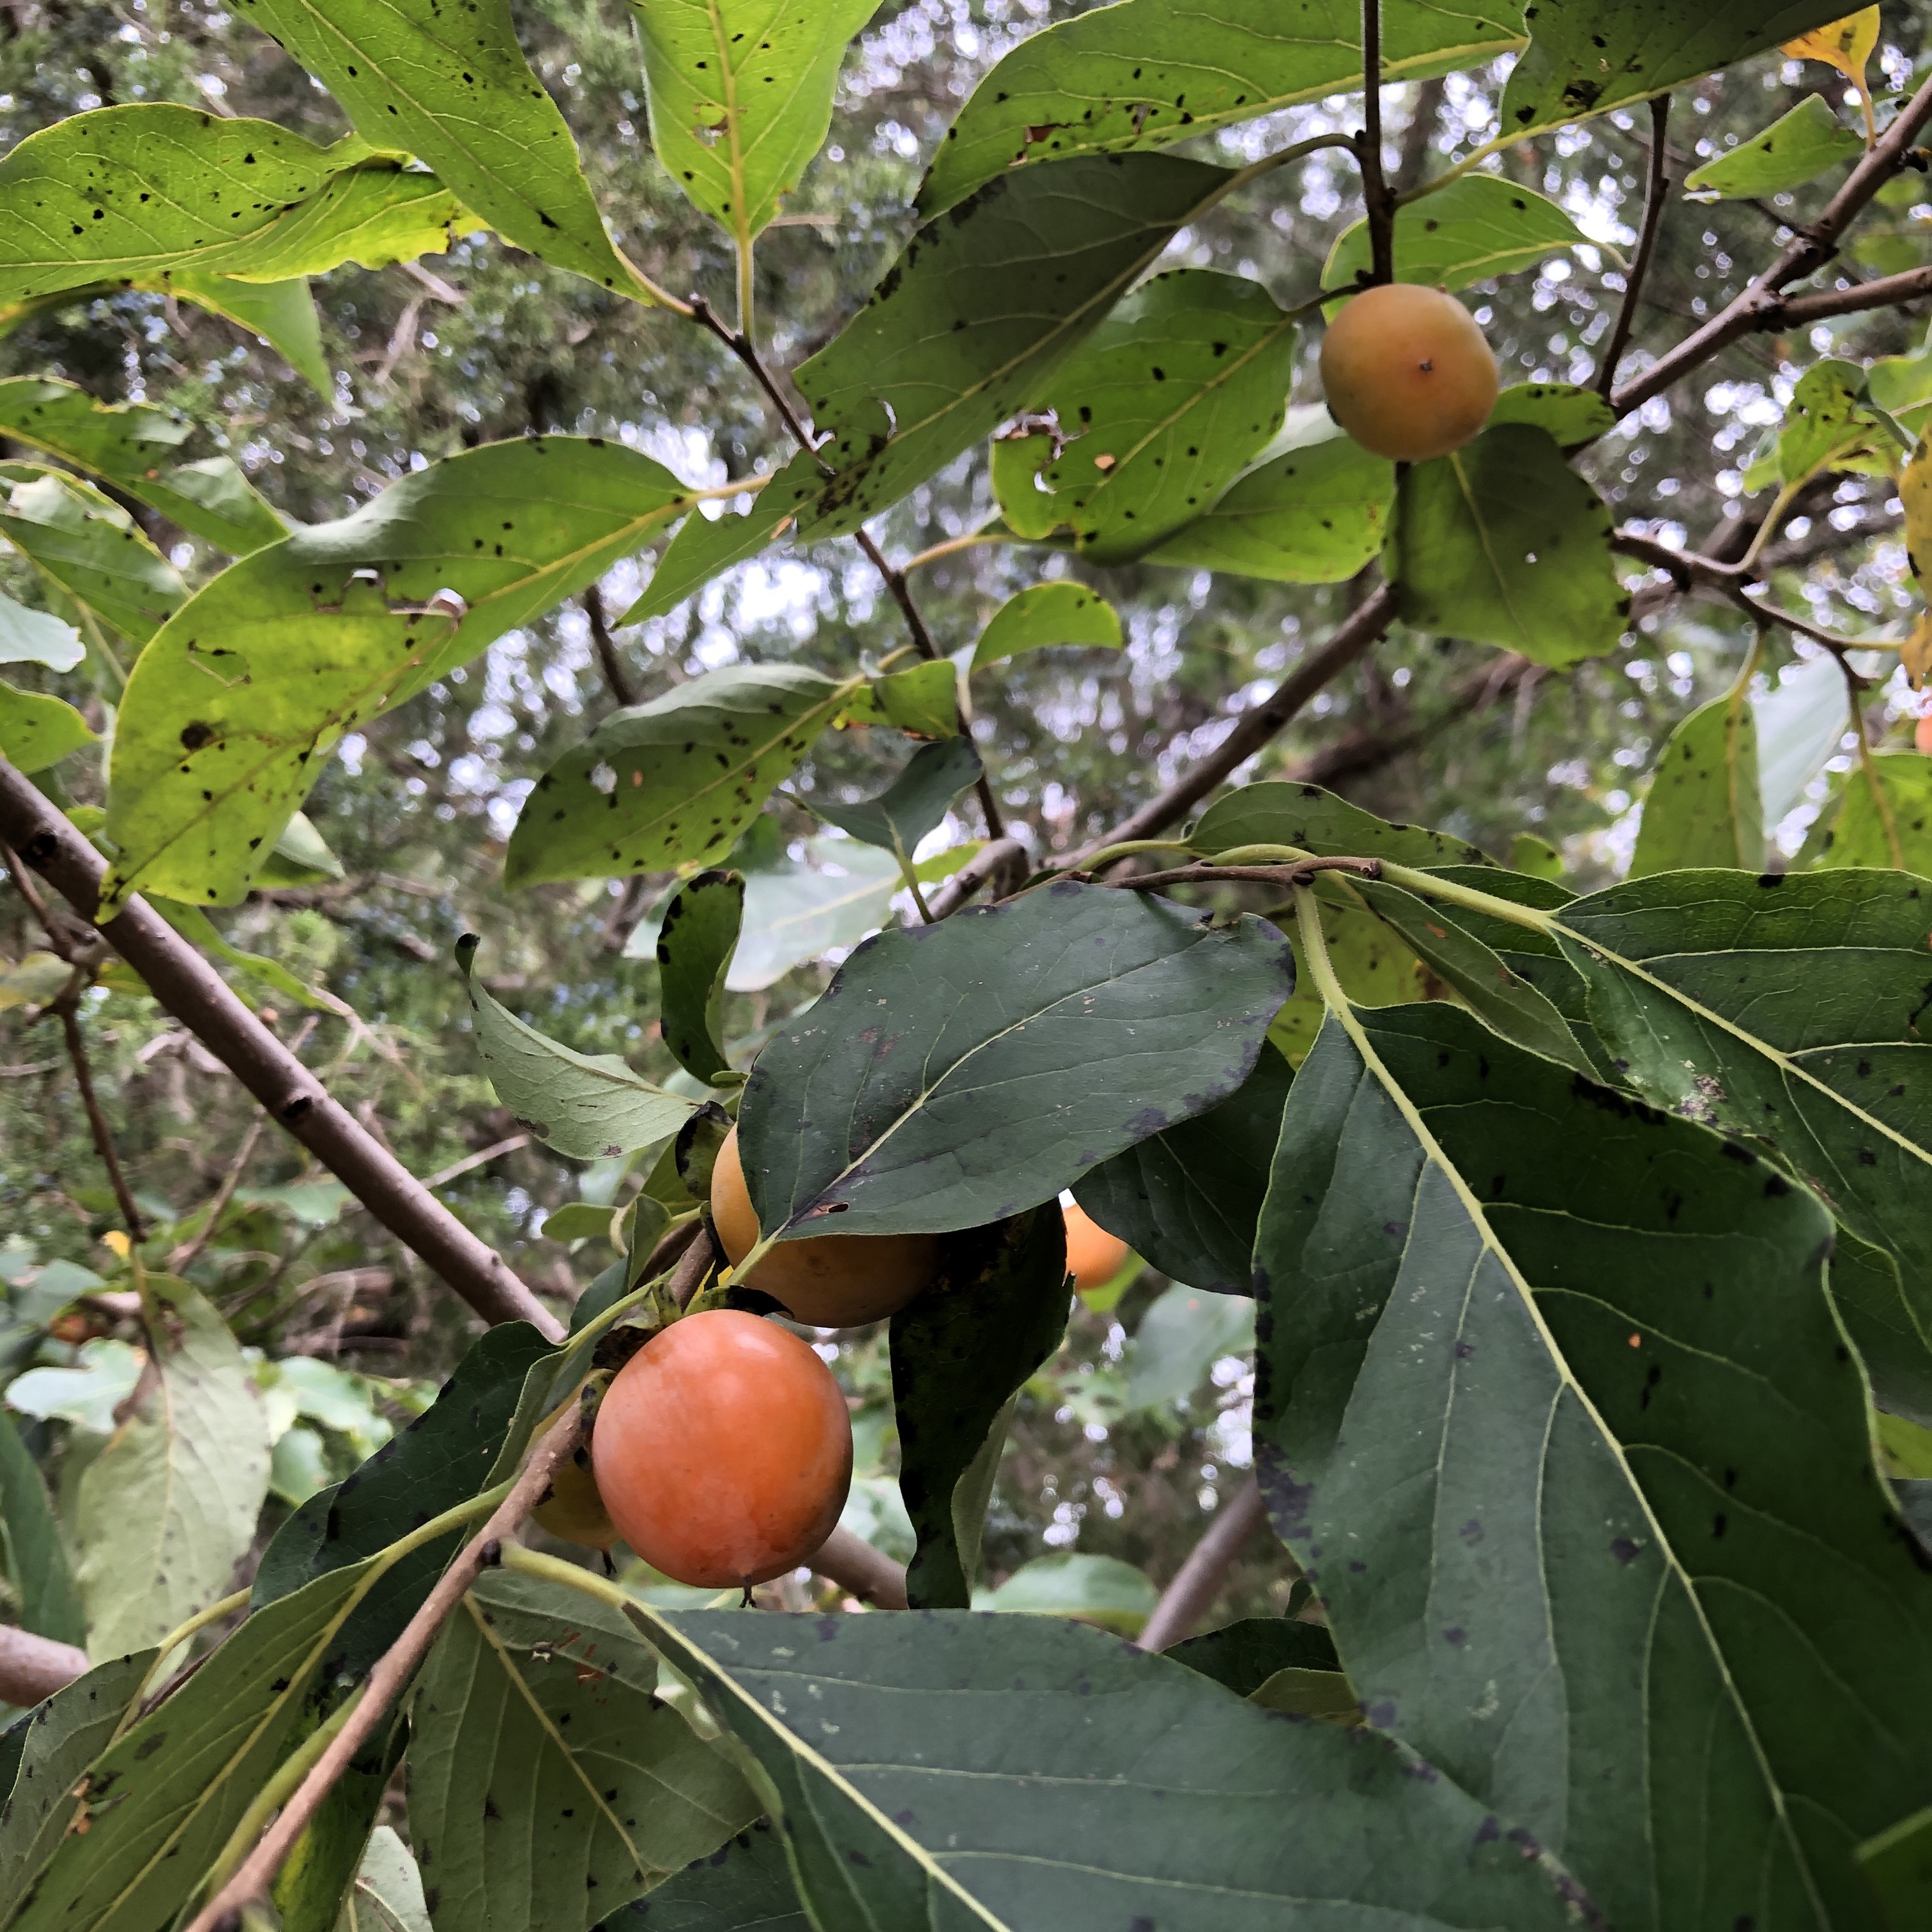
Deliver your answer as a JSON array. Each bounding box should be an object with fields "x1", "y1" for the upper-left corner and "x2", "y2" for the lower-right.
[
  {"x1": 457, "y1": 935, "x2": 695, "y2": 1158},
  {"x1": 102, "y1": 437, "x2": 691, "y2": 912},
  {"x1": 1685, "y1": 93, "x2": 1865, "y2": 199},
  {"x1": 1830, "y1": 1225, "x2": 1932, "y2": 1429},
  {"x1": 630, "y1": 1606, "x2": 1589, "y2": 1928},
  {"x1": 1487, "y1": 380, "x2": 1617, "y2": 450},
  {"x1": 739, "y1": 880, "x2": 1294, "y2": 1238},
  {"x1": 793, "y1": 155, "x2": 1236, "y2": 536},
  {"x1": 0, "y1": 378, "x2": 288, "y2": 555},
  {"x1": 809, "y1": 737, "x2": 983, "y2": 860},
  {"x1": 595, "y1": 1821, "x2": 806, "y2": 1932},
  {"x1": 917, "y1": 0, "x2": 1526, "y2": 218},
  {"x1": 0, "y1": 1411, "x2": 84, "y2": 1644},
  {"x1": 1630, "y1": 683, "x2": 1767, "y2": 876},
  {"x1": 1141, "y1": 413, "x2": 1393, "y2": 584},
  {"x1": 231, "y1": 0, "x2": 647, "y2": 296},
  {"x1": 0, "y1": 467, "x2": 186, "y2": 645},
  {"x1": 674, "y1": 1103, "x2": 733, "y2": 1199},
  {"x1": 1191, "y1": 778, "x2": 1496, "y2": 868},
  {"x1": 1860, "y1": 1801, "x2": 1932, "y2": 1929},
  {"x1": 506, "y1": 664, "x2": 854, "y2": 889},
  {"x1": 1163, "y1": 1615, "x2": 1337, "y2": 1694},
  {"x1": 1255, "y1": 996, "x2": 1932, "y2": 1929},
  {"x1": 891, "y1": 1207, "x2": 1070, "y2": 1608},
  {"x1": 971, "y1": 581, "x2": 1121, "y2": 670},
  {"x1": 1801, "y1": 751, "x2": 1932, "y2": 873},
  {"x1": 1326, "y1": 174, "x2": 1585, "y2": 296},
  {"x1": 272, "y1": 1711, "x2": 404, "y2": 1932},
  {"x1": 1388, "y1": 422, "x2": 1628, "y2": 666},
  {"x1": 0, "y1": 682, "x2": 95, "y2": 775},
  {"x1": 1499, "y1": 0, "x2": 1852, "y2": 139},
  {"x1": 992, "y1": 268, "x2": 1297, "y2": 562},
  {"x1": 655, "y1": 871, "x2": 746, "y2": 1087},
  {"x1": 1072, "y1": 1039, "x2": 1291, "y2": 1295}
]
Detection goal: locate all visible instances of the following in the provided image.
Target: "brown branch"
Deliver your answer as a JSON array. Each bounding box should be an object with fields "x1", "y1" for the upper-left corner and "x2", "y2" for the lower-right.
[
  {"x1": 1393, "y1": 76, "x2": 1446, "y2": 198},
  {"x1": 809, "y1": 1525, "x2": 910, "y2": 1610},
  {"x1": 1137, "y1": 1474, "x2": 1269, "y2": 1652},
  {"x1": 1358, "y1": 0, "x2": 1395, "y2": 285},
  {"x1": 0, "y1": 1625, "x2": 91, "y2": 1708},
  {"x1": 1598, "y1": 94, "x2": 1671, "y2": 399},
  {"x1": 1777, "y1": 261, "x2": 1932, "y2": 327},
  {"x1": 0, "y1": 762, "x2": 562, "y2": 1339},
  {"x1": 583, "y1": 585, "x2": 638, "y2": 709},
  {"x1": 1612, "y1": 70, "x2": 1932, "y2": 419},
  {"x1": 181, "y1": 1407, "x2": 586, "y2": 1932},
  {"x1": 926, "y1": 836, "x2": 1027, "y2": 919}
]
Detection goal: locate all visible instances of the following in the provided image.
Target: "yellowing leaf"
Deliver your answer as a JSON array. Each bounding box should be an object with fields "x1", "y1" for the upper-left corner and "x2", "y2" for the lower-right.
[
  {"x1": 1904, "y1": 434, "x2": 1932, "y2": 661},
  {"x1": 1903, "y1": 611, "x2": 1932, "y2": 691},
  {"x1": 1782, "y1": 7, "x2": 1880, "y2": 80}
]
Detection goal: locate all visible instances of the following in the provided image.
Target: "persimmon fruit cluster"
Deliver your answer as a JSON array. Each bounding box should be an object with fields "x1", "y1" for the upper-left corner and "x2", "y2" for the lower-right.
[{"x1": 1319, "y1": 282, "x2": 1499, "y2": 462}]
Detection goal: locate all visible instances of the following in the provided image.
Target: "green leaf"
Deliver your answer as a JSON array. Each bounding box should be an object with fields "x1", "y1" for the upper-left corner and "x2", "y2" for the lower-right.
[
  {"x1": 634, "y1": 1605, "x2": 1590, "y2": 1926},
  {"x1": 1125, "y1": 1281, "x2": 1254, "y2": 1411},
  {"x1": 654, "y1": 870, "x2": 744, "y2": 1086},
  {"x1": 334, "y1": 1827, "x2": 431, "y2": 1932},
  {"x1": 1508, "y1": 832, "x2": 1567, "y2": 880},
  {"x1": 602, "y1": 1821, "x2": 807, "y2": 1931},
  {"x1": 739, "y1": 880, "x2": 1294, "y2": 1239},
  {"x1": 684, "y1": 839, "x2": 903, "y2": 992},
  {"x1": 231, "y1": 0, "x2": 648, "y2": 298},
  {"x1": 916, "y1": 0, "x2": 1526, "y2": 218},
  {"x1": 630, "y1": 0, "x2": 883, "y2": 249},
  {"x1": 992, "y1": 268, "x2": 1297, "y2": 562},
  {"x1": 5, "y1": 1337, "x2": 142, "y2": 1431},
  {"x1": 102, "y1": 436, "x2": 691, "y2": 912},
  {"x1": 838, "y1": 660, "x2": 958, "y2": 739},
  {"x1": 1388, "y1": 422, "x2": 1627, "y2": 666},
  {"x1": 1775, "y1": 358, "x2": 1881, "y2": 487},
  {"x1": 792, "y1": 155, "x2": 1236, "y2": 537},
  {"x1": 1859, "y1": 1802, "x2": 1932, "y2": 1931},
  {"x1": 0, "y1": 379, "x2": 288, "y2": 556},
  {"x1": 0, "y1": 468, "x2": 187, "y2": 645},
  {"x1": 1830, "y1": 1225, "x2": 1932, "y2": 1429},
  {"x1": 1325, "y1": 174, "x2": 1586, "y2": 298},
  {"x1": 808, "y1": 737, "x2": 982, "y2": 861},
  {"x1": 0, "y1": 1411, "x2": 84, "y2": 1644},
  {"x1": 1162, "y1": 1615, "x2": 1337, "y2": 1694},
  {"x1": 272, "y1": 1709, "x2": 404, "y2": 1932},
  {"x1": 73, "y1": 1276, "x2": 270, "y2": 1660},
  {"x1": 457, "y1": 936, "x2": 695, "y2": 1158},
  {"x1": 971, "y1": 581, "x2": 1121, "y2": 670},
  {"x1": 1685, "y1": 93, "x2": 1865, "y2": 199},
  {"x1": 1487, "y1": 379, "x2": 1617, "y2": 450},
  {"x1": 0, "y1": 1652, "x2": 155, "y2": 1906},
  {"x1": 1802, "y1": 750, "x2": 1932, "y2": 873},
  {"x1": 0, "y1": 588, "x2": 82, "y2": 672},
  {"x1": 154, "y1": 271, "x2": 332, "y2": 397},
  {"x1": 409, "y1": 1570, "x2": 759, "y2": 1930},
  {"x1": 257, "y1": 811, "x2": 346, "y2": 888},
  {"x1": 974, "y1": 1551, "x2": 1157, "y2": 1634},
  {"x1": 1498, "y1": 0, "x2": 1855, "y2": 139},
  {"x1": 1191, "y1": 778, "x2": 1497, "y2": 868},
  {"x1": 1140, "y1": 410, "x2": 1393, "y2": 584},
  {"x1": 891, "y1": 1208, "x2": 1070, "y2": 1608},
  {"x1": 1253, "y1": 997, "x2": 1932, "y2": 1928},
  {"x1": 269, "y1": 1423, "x2": 332, "y2": 1506},
  {"x1": 0, "y1": 682, "x2": 95, "y2": 774},
  {"x1": 1630, "y1": 682, "x2": 1767, "y2": 876},
  {"x1": 1072, "y1": 1039, "x2": 1291, "y2": 1295},
  {"x1": 508, "y1": 664, "x2": 854, "y2": 889}
]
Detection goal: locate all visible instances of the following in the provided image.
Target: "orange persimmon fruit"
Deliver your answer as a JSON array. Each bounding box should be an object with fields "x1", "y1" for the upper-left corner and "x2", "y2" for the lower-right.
[
  {"x1": 1319, "y1": 282, "x2": 1498, "y2": 462},
  {"x1": 1063, "y1": 1201, "x2": 1128, "y2": 1295}
]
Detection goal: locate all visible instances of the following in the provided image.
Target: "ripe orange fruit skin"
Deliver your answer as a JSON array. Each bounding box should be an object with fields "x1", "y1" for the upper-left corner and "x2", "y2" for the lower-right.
[
  {"x1": 591, "y1": 1308, "x2": 852, "y2": 1588},
  {"x1": 1917, "y1": 710, "x2": 1932, "y2": 755},
  {"x1": 1064, "y1": 1202, "x2": 1129, "y2": 1294},
  {"x1": 531, "y1": 1378, "x2": 617, "y2": 1551},
  {"x1": 1319, "y1": 283, "x2": 1499, "y2": 462},
  {"x1": 711, "y1": 1125, "x2": 937, "y2": 1327}
]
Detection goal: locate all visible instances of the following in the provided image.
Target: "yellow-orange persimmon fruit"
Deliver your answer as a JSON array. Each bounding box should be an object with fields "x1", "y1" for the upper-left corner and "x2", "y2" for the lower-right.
[
  {"x1": 710, "y1": 1125, "x2": 937, "y2": 1327},
  {"x1": 1319, "y1": 283, "x2": 1498, "y2": 462},
  {"x1": 590, "y1": 1308, "x2": 852, "y2": 1588},
  {"x1": 530, "y1": 1376, "x2": 617, "y2": 1551},
  {"x1": 1063, "y1": 1201, "x2": 1129, "y2": 1294}
]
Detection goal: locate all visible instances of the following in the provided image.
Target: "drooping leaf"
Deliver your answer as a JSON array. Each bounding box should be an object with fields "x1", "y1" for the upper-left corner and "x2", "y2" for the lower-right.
[
  {"x1": 334, "y1": 1827, "x2": 431, "y2": 1932},
  {"x1": 155, "y1": 270, "x2": 332, "y2": 396},
  {"x1": 1755, "y1": 650, "x2": 1870, "y2": 833},
  {"x1": 1630, "y1": 680, "x2": 1767, "y2": 875},
  {"x1": 1684, "y1": 93, "x2": 1865, "y2": 199},
  {"x1": 456, "y1": 936, "x2": 695, "y2": 1159},
  {"x1": 1141, "y1": 411, "x2": 1393, "y2": 584},
  {"x1": 1801, "y1": 749, "x2": 1932, "y2": 873},
  {"x1": 1191, "y1": 778, "x2": 1496, "y2": 869},
  {"x1": 102, "y1": 437, "x2": 691, "y2": 912},
  {"x1": 739, "y1": 880, "x2": 1294, "y2": 1239},
  {"x1": 597, "y1": 1820, "x2": 807, "y2": 1932},
  {"x1": 1325, "y1": 174, "x2": 1586, "y2": 297},
  {"x1": 0, "y1": 1410, "x2": 84, "y2": 1644},
  {"x1": 231, "y1": 0, "x2": 648, "y2": 297},
  {"x1": 681, "y1": 839, "x2": 903, "y2": 992},
  {"x1": 1486, "y1": 379, "x2": 1617, "y2": 449},
  {"x1": 409, "y1": 1570, "x2": 758, "y2": 1932},
  {"x1": 1387, "y1": 422, "x2": 1628, "y2": 666},
  {"x1": 1499, "y1": 0, "x2": 1853, "y2": 139},
  {"x1": 0, "y1": 1652, "x2": 155, "y2": 1907},
  {"x1": 992, "y1": 269, "x2": 1297, "y2": 562},
  {"x1": 630, "y1": 0, "x2": 883, "y2": 248},
  {"x1": 508, "y1": 664, "x2": 855, "y2": 888},
  {"x1": 257, "y1": 811, "x2": 347, "y2": 889},
  {"x1": 0, "y1": 683, "x2": 95, "y2": 775},
  {"x1": 808, "y1": 737, "x2": 982, "y2": 862},
  {"x1": 1253, "y1": 995, "x2": 1932, "y2": 1929},
  {"x1": 1782, "y1": 7, "x2": 1882, "y2": 82},
  {"x1": 0, "y1": 468, "x2": 187, "y2": 644},
  {"x1": 654, "y1": 870, "x2": 746, "y2": 1087},
  {"x1": 917, "y1": 0, "x2": 1527, "y2": 218},
  {"x1": 792, "y1": 155, "x2": 1236, "y2": 537},
  {"x1": 1163, "y1": 1614, "x2": 1337, "y2": 1694},
  {"x1": 73, "y1": 1276, "x2": 270, "y2": 1660},
  {"x1": 0, "y1": 589, "x2": 82, "y2": 672},
  {"x1": 630, "y1": 1606, "x2": 1590, "y2": 1927},
  {"x1": 1073, "y1": 1039, "x2": 1291, "y2": 1295},
  {"x1": 891, "y1": 1207, "x2": 1070, "y2": 1608},
  {"x1": 838, "y1": 659, "x2": 958, "y2": 738},
  {"x1": 971, "y1": 581, "x2": 1121, "y2": 670},
  {"x1": 1124, "y1": 1282, "x2": 1254, "y2": 1411}
]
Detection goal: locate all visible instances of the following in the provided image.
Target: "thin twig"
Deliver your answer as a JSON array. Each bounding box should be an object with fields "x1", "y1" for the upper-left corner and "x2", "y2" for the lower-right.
[
  {"x1": 46, "y1": 984, "x2": 147, "y2": 1243},
  {"x1": 583, "y1": 585, "x2": 639, "y2": 709},
  {"x1": 1358, "y1": 0, "x2": 1395, "y2": 285},
  {"x1": 1137, "y1": 1475, "x2": 1270, "y2": 1652},
  {"x1": 1101, "y1": 858, "x2": 1383, "y2": 891},
  {"x1": 668, "y1": 1230, "x2": 716, "y2": 1310},
  {"x1": 1598, "y1": 94, "x2": 1671, "y2": 399},
  {"x1": 421, "y1": 1133, "x2": 532, "y2": 1192}
]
